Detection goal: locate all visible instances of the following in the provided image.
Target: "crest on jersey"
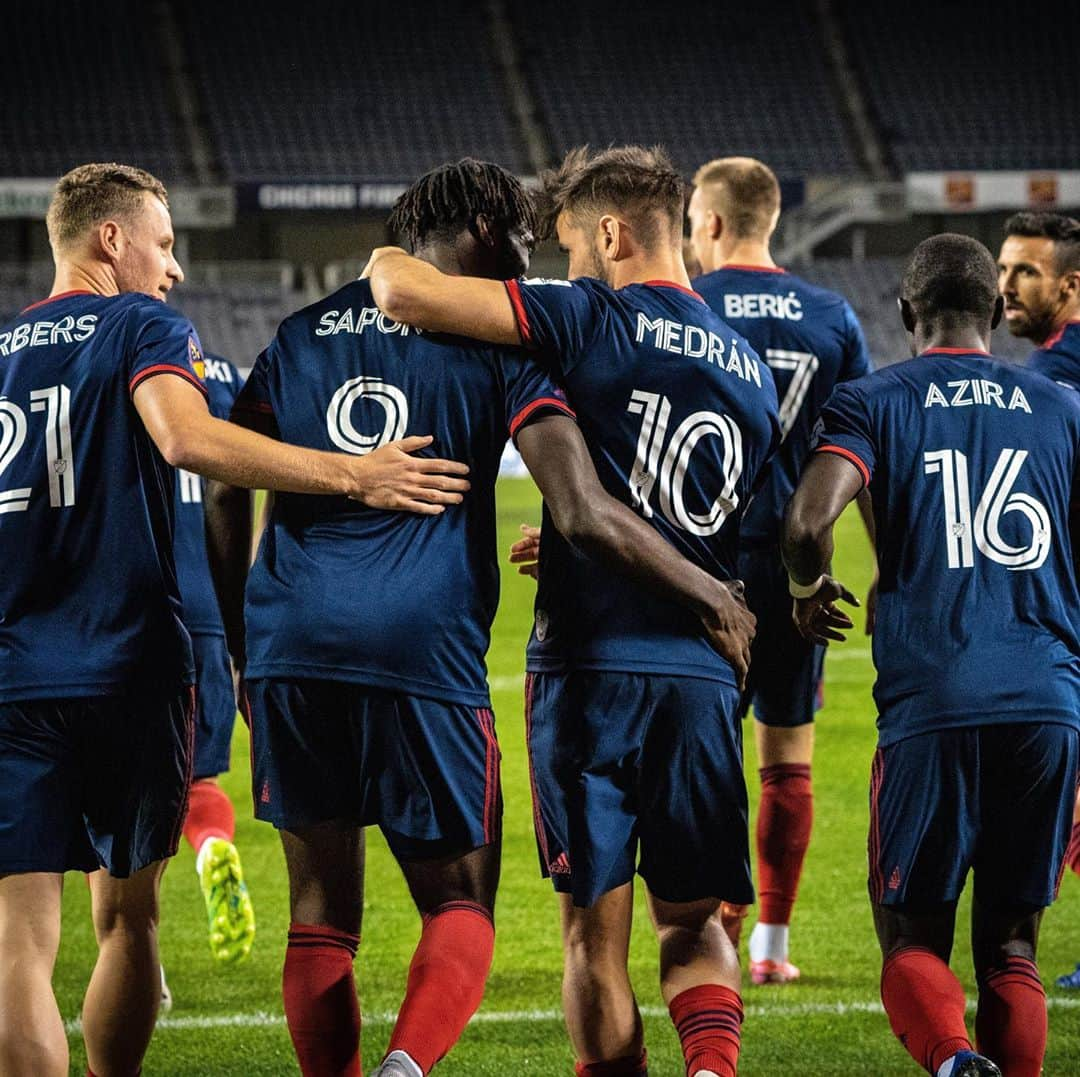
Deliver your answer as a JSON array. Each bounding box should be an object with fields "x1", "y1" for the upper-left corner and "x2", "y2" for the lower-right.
[{"x1": 188, "y1": 335, "x2": 205, "y2": 380}]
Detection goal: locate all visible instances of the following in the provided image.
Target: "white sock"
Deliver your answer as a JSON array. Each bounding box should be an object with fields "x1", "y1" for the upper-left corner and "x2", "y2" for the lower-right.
[
  {"x1": 936, "y1": 1055, "x2": 959, "y2": 1077},
  {"x1": 382, "y1": 1050, "x2": 422, "y2": 1077},
  {"x1": 748, "y1": 921, "x2": 789, "y2": 963}
]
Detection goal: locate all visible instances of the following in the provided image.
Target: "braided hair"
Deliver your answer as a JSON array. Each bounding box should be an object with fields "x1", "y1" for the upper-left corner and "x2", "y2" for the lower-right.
[{"x1": 388, "y1": 158, "x2": 537, "y2": 251}]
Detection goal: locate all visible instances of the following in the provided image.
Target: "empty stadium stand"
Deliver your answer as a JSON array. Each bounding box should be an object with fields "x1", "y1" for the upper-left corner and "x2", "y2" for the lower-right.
[
  {"x1": 0, "y1": 1, "x2": 190, "y2": 179},
  {"x1": 511, "y1": 0, "x2": 860, "y2": 177},
  {"x1": 177, "y1": 1, "x2": 528, "y2": 180},
  {"x1": 841, "y1": 1, "x2": 1080, "y2": 172}
]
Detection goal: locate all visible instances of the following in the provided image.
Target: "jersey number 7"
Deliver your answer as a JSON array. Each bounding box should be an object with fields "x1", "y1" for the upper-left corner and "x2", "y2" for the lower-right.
[{"x1": 626, "y1": 389, "x2": 743, "y2": 537}]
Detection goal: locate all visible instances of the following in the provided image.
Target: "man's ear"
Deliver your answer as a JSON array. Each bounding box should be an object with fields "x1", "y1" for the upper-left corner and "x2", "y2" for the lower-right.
[
  {"x1": 708, "y1": 209, "x2": 722, "y2": 241},
  {"x1": 898, "y1": 296, "x2": 916, "y2": 334},
  {"x1": 990, "y1": 293, "x2": 1004, "y2": 331},
  {"x1": 97, "y1": 219, "x2": 123, "y2": 263},
  {"x1": 598, "y1": 214, "x2": 624, "y2": 261},
  {"x1": 473, "y1": 213, "x2": 497, "y2": 249},
  {"x1": 1060, "y1": 269, "x2": 1080, "y2": 306}
]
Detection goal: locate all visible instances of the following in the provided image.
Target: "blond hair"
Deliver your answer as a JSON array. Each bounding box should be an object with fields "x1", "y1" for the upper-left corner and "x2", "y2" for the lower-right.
[
  {"x1": 46, "y1": 163, "x2": 169, "y2": 251},
  {"x1": 693, "y1": 157, "x2": 780, "y2": 240}
]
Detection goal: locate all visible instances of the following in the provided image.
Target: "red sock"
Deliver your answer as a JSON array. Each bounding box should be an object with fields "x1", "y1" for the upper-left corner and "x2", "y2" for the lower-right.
[
  {"x1": 975, "y1": 956, "x2": 1046, "y2": 1077},
  {"x1": 386, "y1": 900, "x2": 495, "y2": 1073},
  {"x1": 756, "y1": 763, "x2": 812, "y2": 924},
  {"x1": 1066, "y1": 819, "x2": 1080, "y2": 877},
  {"x1": 182, "y1": 779, "x2": 235, "y2": 852},
  {"x1": 668, "y1": 984, "x2": 743, "y2": 1077},
  {"x1": 880, "y1": 946, "x2": 970, "y2": 1073},
  {"x1": 574, "y1": 1049, "x2": 648, "y2": 1075},
  {"x1": 283, "y1": 923, "x2": 361, "y2": 1077}
]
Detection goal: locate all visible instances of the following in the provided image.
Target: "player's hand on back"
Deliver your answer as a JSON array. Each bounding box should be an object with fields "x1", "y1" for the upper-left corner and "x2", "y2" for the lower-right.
[
  {"x1": 700, "y1": 581, "x2": 756, "y2": 691},
  {"x1": 508, "y1": 523, "x2": 541, "y2": 579},
  {"x1": 791, "y1": 576, "x2": 858, "y2": 646},
  {"x1": 348, "y1": 435, "x2": 470, "y2": 515},
  {"x1": 359, "y1": 246, "x2": 408, "y2": 280}
]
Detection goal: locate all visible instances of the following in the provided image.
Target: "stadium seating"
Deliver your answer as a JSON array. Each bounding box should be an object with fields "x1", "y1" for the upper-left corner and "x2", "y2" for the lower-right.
[
  {"x1": 177, "y1": 1, "x2": 527, "y2": 180},
  {"x1": 0, "y1": 1, "x2": 189, "y2": 179},
  {"x1": 510, "y1": 0, "x2": 859, "y2": 177},
  {"x1": 841, "y1": 1, "x2": 1080, "y2": 172}
]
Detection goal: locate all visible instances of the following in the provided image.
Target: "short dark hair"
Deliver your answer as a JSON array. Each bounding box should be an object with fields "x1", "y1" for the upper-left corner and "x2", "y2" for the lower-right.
[
  {"x1": 1003, "y1": 211, "x2": 1080, "y2": 275},
  {"x1": 537, "y1": 145, "x2": 684, "y2": 248},
  {"x1": 47, "y1": 162, "x2": 168, "y2": 250},
  {"x1": 388, "y1": 158, "x2": 536, "y2": 250},
  {"x1": 902, "y1": 233, "x2": 999, "y2": 325},
  {"x1": 693, "y1": 157, "x2": 781, "y2": 239}
]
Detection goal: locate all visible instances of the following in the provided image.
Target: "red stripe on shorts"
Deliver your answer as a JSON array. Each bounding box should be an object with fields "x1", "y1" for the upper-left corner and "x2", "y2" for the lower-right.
[
  {"x1": 868, "y1": 748, "x2": 885, "y2": 902},
  {"x1": 475, "y1": 707, "x2": 499, "y2": 844}
]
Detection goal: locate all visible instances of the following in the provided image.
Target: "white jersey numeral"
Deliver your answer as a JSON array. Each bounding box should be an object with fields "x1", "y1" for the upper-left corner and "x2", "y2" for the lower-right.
[
  {"x1": 765, "y1": 348, "x2": 819, "y2": 439},
  {"x1": 626, "y1": 389, "x2": 743, "y2": 537},
  {"x1": 923, "y1": 448, "x2": 1051, "y2": 571},
  {"x1": 178, "y1": 469, "x2": 203, "y2": 504},
  {"x1": 326, "y1": 376, "x2": 408, "y2": 455},
  {"x1": 0, "y1": 384, "x2": 76, "y2": 514}
]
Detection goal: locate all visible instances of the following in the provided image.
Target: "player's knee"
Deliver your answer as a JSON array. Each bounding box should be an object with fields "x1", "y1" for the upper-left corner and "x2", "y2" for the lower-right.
[{"x1": 562, "y1": 920, "x2": 624, "y2": 977}]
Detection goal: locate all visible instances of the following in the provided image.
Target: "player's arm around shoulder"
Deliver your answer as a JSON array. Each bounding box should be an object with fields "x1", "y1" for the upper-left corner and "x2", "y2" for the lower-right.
[
  {"x1": 517, "y1": 412, "x2": 757, "y2": 686},
  {"x1": 366, "y1": 246, "x2": 522, "y2": 346},
  {"x1": 132, "y1": 371, "x2": 469, "y2": 513}
]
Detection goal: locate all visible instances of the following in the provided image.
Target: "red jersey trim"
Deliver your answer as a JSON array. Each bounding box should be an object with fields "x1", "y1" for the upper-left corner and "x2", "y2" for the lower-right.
[
  {"x1": 504, "y1": 279, "x2": 532, "y2": 345},
  {"x1": 129, "y1": 364, "x2": 209, "y2": 399},
  {"x1": 643, "y1": 279, "x2": 707, "y2": 303},
  {"x1": 920, "y1": 347, "x2": 991, "y2": 356},
  {"x1": 21, "y1": 289, "x2": 95, "y2": 313},
  {"x1": 719, "y1": 263, "x2": 786, "y2": 274},
  {"x1": 509, "y1": 396, "x2": 576, "y2": 439},
  {"x1": 815, "y1": 444, "x2": 871, "y2": 487},
  {"x1": 1042, "y1": 319, "x2": 1080, "y2": 350}
]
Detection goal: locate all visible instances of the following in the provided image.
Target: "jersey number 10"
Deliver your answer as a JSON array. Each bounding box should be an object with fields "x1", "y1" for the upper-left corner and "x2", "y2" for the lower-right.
[
  {"x1": 626, "y1": 389, "x2": 743, "y2": 537},
  {"x1": 923, "y1": 448, "x2": 1051, "y2": 571},
  {"x1": 0, "y1": 385, "x2": 75, "y2": 514}
]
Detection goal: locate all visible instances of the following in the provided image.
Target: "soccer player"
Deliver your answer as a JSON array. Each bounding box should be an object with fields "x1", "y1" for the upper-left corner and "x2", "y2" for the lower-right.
[
  {"x1": 221, "y1": 157, "x2": 758, "y2": 1077},
  {"x1": 369, "y1": 147, "x2": 780, "y2": 1077},
  {"x1": 997, "y1": 210, "x2": 1080, "y2": 990},
  {"x1": 173, "y1": 349, "x2": 257, "y2": 965},
  {"x1": 0, "y1": 162, "x2": 469, "y2": 1077},
  {"x1": 784, "y1": 234, "x2": 1080, "y2": 1077},
  {"x1": 687, "y1": 156, "x2": 874, "y2": 982}
]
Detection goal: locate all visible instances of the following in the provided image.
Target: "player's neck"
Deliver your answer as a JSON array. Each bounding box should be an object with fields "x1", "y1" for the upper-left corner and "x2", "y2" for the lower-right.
[
  {"x1": 414, "y1": 242, "x2": 475, "y2": 279},
  {"x1": 716, "y1": 240, "x2": 776, "y2": 272},
  {"x1": 50, "y1": 259, "x2": 118, "y2": 298},
  {"x1": 915, "y1": 326, "x2": 991, "y2": 355},
  {"x1": 1049, "y1": 297, "x2": 1080, "y2": 334},
  {"x1": 610, "y1": 250, "x2": 691, "y2": 291}
]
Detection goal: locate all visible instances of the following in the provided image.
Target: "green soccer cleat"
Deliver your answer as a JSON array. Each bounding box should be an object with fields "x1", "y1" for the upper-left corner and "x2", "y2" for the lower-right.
[{"x1": 197, "y1": 838, "x2": 255, "y2": 964}]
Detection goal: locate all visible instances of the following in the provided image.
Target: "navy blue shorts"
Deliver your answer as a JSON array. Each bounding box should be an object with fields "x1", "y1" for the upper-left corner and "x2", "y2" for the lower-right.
[
  {"x1": 192, "y1": 633, "x2": 236, "y2": 780},
  {"x1": 0, "y1": 689, "x2": 194, "y2": 877},
  {"x1": 525, "y1": 671, "x2": 753, "y2": 908},
  {"x1": 869, "y1": 722, "x2": 1080, "y2": 909},
  {"x1": 247, "y1": 678, "x2": 501, "y2": 861},
  {"x1": 737, "y1": 547, "x2": 825, "y2": 727}
]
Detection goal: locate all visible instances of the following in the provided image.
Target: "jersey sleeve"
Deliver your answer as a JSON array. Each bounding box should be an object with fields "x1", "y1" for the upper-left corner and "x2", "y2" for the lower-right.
[
  {"x1": 126, "y1": 304, "x2": 208, "y2": 399},
  {"x1": 231, "y1": 345, "x2": 275, "y2": 422},
  {"x1": 1027, "y1": 347, "x2": 1080, "y2": 391},
  {"x1": 503, "y1": 277, "x2": 602, "y2": 376},
  {"x1": 813, "y1": 380, "x2": 875, "y2": 488},
  {"x1": 501, "y1": 355, "x2": 576, "y2": 443},
  {"x1": 840, "y1": 301, "x2": 873, "y2": 380}
]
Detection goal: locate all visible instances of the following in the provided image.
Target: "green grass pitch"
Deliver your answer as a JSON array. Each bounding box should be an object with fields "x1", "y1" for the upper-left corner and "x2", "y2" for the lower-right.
[{"x1": 55, "y1": 478, "x2": 1080, "y2": 1073}]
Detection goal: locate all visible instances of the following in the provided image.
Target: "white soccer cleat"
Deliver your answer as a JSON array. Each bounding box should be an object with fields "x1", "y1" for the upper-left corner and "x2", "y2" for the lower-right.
[
  {"x1": 159, "y1": 963, "x2": 173, "y2": 1014},
  {"x1": 371, "y1": 1050, "x2": 423, "y2": 1077}
]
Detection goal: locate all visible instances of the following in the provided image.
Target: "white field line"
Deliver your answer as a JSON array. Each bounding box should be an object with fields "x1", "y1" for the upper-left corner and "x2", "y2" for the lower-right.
[{"x1": 63, "y1": 995, "x2": 1080, "y2": 1036}]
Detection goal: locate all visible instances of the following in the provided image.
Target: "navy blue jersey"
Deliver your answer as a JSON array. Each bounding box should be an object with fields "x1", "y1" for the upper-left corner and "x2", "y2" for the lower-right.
[
  {"x1": 233, "y1": 279, "x2": 573, "y2": 707},
  {"x1": 505, "y1": 276, "x2": 781, "y2": 685},
  {"x1": 1026, "y1": 319, "x2": 1080, "y2": 390},
  {"x1": 815, "y1": 349, "x2": 1080, "y2": 746},
  {"x1": 0, "y1": 290, "x2": 206, "y2": 703},
  {"x1": 173, "y1": 354, "x2": 243, "y2": 636},
  {"x1": 694, "y1": 265, "x2": 871, "y2": 546}
]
